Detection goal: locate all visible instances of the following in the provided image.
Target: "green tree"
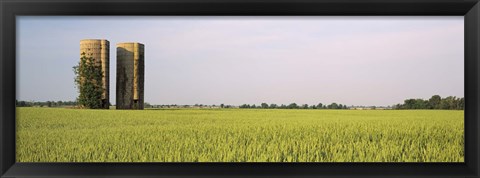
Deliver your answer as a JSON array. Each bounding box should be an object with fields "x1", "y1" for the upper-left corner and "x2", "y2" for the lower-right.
[
  {"x1": 440, "y1": 96, "x2": 457, "y2": 110},
  {"x1": 413, "y1": 99, "x2": 427, "y2": 109},
  {"x1": 403, "y1": 99, "x2": 416, "y2": 109},
  {"x1": 269, "y1": 104, "x2": 278, "y2": 109},
  {"x1": 328, "y1": 103, "x2": 338, "y2": 109},
  {"x1": 73, "y1": 52, "x2": 104, "y2": 109},
  {"x1": 458, "y1": 97, "x2": 465, "y2": 110},
  {"x1": 144, "y1": 102, "x2": 152, "y2": 108},
  {"x1": 428, "y1": 95, "x2": 442, "y2": 109},
  {"x1": 287, "y1": 103, "x2": 298, "y2": 109},
  {"x1": 301, "y1": 104, "x2": 309, "y2": 109},
  {"x1": 317, "y1": 103, "x2": 323, "y2": 109},
  {"x1": 261, "y1": 103, "x2": 269, "y2": 109},
  {"x1": 17, "y1": 101, "x2": 27, "y2": 107}
]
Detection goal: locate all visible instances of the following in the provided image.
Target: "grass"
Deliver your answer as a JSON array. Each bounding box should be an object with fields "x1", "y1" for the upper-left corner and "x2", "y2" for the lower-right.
[{"x1": 16, "y1": 107, "x2": 464, "y2": 162}]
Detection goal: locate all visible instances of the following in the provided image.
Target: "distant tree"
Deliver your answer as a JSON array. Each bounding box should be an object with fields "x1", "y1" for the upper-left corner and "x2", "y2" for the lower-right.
[
  {"x1": 328, "y1": 103, "x2": 338, "y2": 109},
  {"x1": 302, "y1": 104, "x2": 309, "y2": 109},
  {"x1": 441, "y1": 96, "x2": 457, "y2": 110},
  {"x1": 394, "y1": 95, "x2": 464, "y2": 110},
  {"x1": 220, "y1": 103, "x2": 225, "y2": 108},
  {"x1": 403, "y1": 99, "x2": 416, "y2": 109},
  {"x1": 458, "y1": 97, "x2": 465, "y2": 110},
  {"x1": 73, "y1": 52, "x2": 104, "y2": 109},
  {"x1": 17, "y1": 101, "x2": 27, "y2": 107},
  {"x1": 144, "y1": 102, "x2": 152, "y2": 108},
  {"x1": 316, "y1": 103, "x2": 323, "y2": 109},
  {"x1": 394, "y1": 103, "x2": 402, "y2": 109},
  {"x1": 261, "y1": 103, "x2": 269, "y2": 109},
  {"x1": 438, "y1": 97, "x2": 447, "y2": 109},
  {"x1": 287, "y1": 103, "x2": 298, "y2": 109},
  {"x1": 412, "y1": 99, "x2": 426, "y2": 109},
  {"x1": 269, "y1": 104, "x2": 277, "y2": 109},
  {"x1": 428, "y1": 95, "x2": 442, "y2": 109}
]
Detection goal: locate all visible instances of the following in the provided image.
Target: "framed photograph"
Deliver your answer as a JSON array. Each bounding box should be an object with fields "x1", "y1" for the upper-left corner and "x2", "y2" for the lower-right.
[{"x1": 1, "y1": 0, "x2": 479, "y2": 177}]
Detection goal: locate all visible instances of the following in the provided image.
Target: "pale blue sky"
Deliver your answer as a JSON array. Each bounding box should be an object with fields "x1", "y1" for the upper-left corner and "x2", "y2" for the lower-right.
[{"x1": 16, "y1": 16, "x2": 464, "y2": 106}]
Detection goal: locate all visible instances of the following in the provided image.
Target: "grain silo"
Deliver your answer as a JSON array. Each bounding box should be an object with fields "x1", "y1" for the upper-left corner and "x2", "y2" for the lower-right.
[
  {"x1": 116, "y1": 42, "x2": 145, "y2": 110},
  {"x1": 80, "y1": 39, "x2": 110, "y2": 109}
]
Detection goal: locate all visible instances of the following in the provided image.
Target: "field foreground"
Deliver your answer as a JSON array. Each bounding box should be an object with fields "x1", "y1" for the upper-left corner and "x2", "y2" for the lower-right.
[{"x1": 16, "y1": 107, "x2": 464, "y2": 162}]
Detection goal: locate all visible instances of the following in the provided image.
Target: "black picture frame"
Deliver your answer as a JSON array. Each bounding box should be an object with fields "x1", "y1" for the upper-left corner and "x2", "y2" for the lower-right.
[{"x1": 1, "y1": 0, "x2": 479, "y2": 177}]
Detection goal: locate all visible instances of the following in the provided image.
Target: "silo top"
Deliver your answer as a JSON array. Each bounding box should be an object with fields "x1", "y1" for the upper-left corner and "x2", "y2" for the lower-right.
[
  {"x1": 80, "y1": 39, "x2": 109, "y2": 45},
  {"x1": 117, "y1": 42, "x2": 144, "y2": 47}
]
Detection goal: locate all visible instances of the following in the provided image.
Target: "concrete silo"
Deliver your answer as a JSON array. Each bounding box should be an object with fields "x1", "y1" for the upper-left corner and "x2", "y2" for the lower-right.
[
  {"x1": 80, "y1": 39, "x2": 110, "y2": 109},
  {"x1": 116, "y1": 42, "x2": 145, "y2": 110}
]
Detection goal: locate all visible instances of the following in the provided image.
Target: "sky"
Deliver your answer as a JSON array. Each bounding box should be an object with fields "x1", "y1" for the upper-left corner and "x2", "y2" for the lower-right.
[{"x1": 16, "y1": 16, "x2": 464, "y2": 106}]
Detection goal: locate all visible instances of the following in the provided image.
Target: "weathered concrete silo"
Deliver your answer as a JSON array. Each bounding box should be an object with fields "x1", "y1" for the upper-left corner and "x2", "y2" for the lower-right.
[
  {"x1": 80, "y1": 39, "x2": 110, "y2": 109},
  {"x1": 116, "y1": 42, "x2": 145, "y2": 110}
]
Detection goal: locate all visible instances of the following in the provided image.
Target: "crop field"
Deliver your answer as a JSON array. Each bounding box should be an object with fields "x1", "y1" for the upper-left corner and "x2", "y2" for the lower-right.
[{"x1": 16, "y1": 107, "x2": 464, "y2": 162}]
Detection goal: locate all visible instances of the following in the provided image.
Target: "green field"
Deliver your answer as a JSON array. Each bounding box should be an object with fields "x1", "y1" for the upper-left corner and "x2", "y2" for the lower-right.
[{"x1": 16, "y1": 107, "x2": 464, "y2": 162}]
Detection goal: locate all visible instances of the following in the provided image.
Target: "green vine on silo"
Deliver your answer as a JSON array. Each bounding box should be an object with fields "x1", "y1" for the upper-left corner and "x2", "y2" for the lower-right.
[{"x1": 73, "y1": 52, "x2": 104, "y2": 109}]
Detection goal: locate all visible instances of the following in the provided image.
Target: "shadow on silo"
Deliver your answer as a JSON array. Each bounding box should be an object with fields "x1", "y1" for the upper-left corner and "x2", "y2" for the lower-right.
[{"x1": 116, "y1": 47, "x2": 134, "y2": 110}]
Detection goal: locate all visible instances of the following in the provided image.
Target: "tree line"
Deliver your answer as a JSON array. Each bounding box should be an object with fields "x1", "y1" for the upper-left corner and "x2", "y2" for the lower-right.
[
  {"x1": 393, "y1": 95, "x2": 464, "y2": 110},
  {"x1": 143, "y1": 103, "x2": 349, "y2": 109},
  {"x1": 18, "y1": 96, "x2": 463, "y2": 110},
  {"x1": 239, "y1": 102, "x2": 348, "y2": 109},
  {"x1": 144, "y1": 103, "x2": 231, "y2": 109},
  {"x1": 16, "y1": 100, "x2": 78, "y2": 107}
]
